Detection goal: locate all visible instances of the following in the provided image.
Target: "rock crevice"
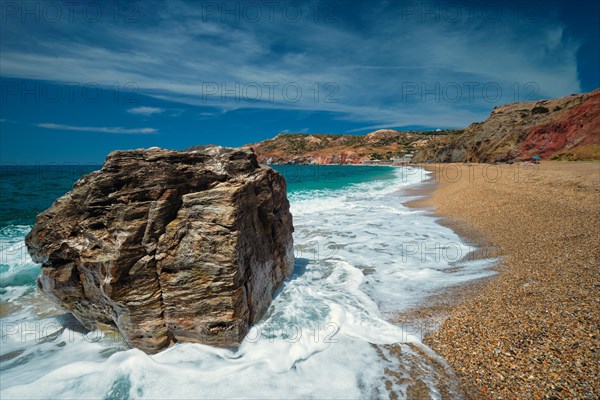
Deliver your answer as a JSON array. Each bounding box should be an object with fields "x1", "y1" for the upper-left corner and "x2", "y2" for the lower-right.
[{"x1": 26, "y1": 146, "x2": 294, "y2": 353}]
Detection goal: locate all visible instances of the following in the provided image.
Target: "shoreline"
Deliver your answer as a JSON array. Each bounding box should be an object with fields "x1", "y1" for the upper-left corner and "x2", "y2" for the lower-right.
[
  {"x1": 395, "y1": 167, "x2": 499, "y2": 328},
  {"x1": 381, "y1": 166, "x2": 500, "y2": 400},
  {"x1": 404, "y1": 161, "x2": 599, "y2": 398}
]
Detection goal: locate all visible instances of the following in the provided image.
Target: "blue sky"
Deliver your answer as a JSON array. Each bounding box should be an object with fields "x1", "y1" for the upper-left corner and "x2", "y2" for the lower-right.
[{"x1": 1, "y1": 0, "x2": 598, "y2": 163}]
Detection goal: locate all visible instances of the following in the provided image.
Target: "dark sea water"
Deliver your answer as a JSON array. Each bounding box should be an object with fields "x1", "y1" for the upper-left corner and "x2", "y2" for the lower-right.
[
  {"x1": 0, "y1": 163, "x2": 496, "y2": 399},
  {"x1": 0, "y1": 165, "x2": 101, "y2": 228}
]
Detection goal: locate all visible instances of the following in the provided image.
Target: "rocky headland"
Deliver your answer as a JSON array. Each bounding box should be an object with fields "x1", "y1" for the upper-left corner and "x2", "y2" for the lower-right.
[
  {"x1": 414, "y1": 89, "x2": 600, "y2": 163},
  {"x1": 250, "y1": 89, "x2": 599, "y2": 164},
  {"x1": 25, "y1": 146, "x2": 294, "y2": 354},
  {"x1": 250, "y1": 129, "x2": 460, "y2": 165}
]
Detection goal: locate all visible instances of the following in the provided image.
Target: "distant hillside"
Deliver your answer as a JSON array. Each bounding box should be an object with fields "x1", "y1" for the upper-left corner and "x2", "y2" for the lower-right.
[
  {"x1": 249, "y1": 129, "x2": 462, "y2": 164},
  {"x1": 247, "y1": 89, "x2": 599, "y2": 165},
  {"x1": 413, "y1": 89, "x2": 600, "y2": 163}
]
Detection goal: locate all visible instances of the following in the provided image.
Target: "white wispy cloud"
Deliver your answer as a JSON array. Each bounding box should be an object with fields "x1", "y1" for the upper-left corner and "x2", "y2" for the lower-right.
[
  {"x1": 170, "y1": 108, "x2": 186, "y2": 117},
  {"x1": 127, "y1": 106, "x2": 165, "y2": 116},
  {"x1": 281, "y1": 128, "x2": 309, "y2": 134},
  {"x1": 0, "y1": 1, "x2": 583, "y2": 128},
  {"x1": 36, "y1": 123, "x2": 157, "y2": 134}
]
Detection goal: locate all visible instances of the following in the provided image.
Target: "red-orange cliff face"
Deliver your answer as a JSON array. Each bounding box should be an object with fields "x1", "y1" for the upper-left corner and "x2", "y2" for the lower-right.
[
  {"x1": 519, "y1": 90, "x2": 600, "y2": 160},
  {"x1": 249, "y1": 90, "x2": 600, "y2": 165},
  {"x1": 413, "y1": 88, "x2": 600, "y2": 163}
]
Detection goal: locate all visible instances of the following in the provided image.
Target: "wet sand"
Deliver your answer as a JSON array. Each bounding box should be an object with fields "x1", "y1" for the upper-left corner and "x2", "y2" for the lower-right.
[{"x1": 413, "y1": 162, "x2": 599, "y2": 399}]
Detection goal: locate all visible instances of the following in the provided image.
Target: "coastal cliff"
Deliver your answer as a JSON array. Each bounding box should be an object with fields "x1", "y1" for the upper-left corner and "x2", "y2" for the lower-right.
[
  {"x1": 250, "y1": 89, "x2": 599, "y2": 164},
  {"x1": 251, "y1": 129, "x2": 461, "y2": 164},
  {"x1": 413, "y1": 89, "x2": 600, "y2": 162},
  {"x1": 25, "y1": 146, "x2": 294, "y2": 354}
]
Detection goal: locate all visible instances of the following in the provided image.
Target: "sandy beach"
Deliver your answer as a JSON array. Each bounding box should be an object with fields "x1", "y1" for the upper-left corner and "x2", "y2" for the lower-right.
[{"x1": 416, "y1": 162, "x2": 600, "y2": 399}]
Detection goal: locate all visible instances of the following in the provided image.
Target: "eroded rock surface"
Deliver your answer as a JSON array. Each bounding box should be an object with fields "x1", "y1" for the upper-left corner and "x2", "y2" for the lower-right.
[
  {"x1": 25, "y1": 146, "x2": 294, "y2": 353},
  {"x1": 413, "y1": 89, "x2": 600, "y2": 163}
]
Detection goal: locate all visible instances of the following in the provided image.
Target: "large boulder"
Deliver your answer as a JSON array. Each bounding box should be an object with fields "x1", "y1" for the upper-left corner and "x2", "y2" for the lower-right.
[{"x1": 25, "y1": 146, "x2": 294, "y2": 353}]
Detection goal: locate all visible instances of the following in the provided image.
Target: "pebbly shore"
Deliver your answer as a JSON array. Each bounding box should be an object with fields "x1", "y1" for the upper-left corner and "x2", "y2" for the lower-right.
[{"x1": 419, "y1": 162, "x2": 599, "y2": 399}]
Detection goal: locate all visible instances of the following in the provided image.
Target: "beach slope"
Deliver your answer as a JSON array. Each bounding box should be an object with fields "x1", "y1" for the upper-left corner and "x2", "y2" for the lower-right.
[{"x1": 423, "y1": 162, "x2": 599, "y2": 398}]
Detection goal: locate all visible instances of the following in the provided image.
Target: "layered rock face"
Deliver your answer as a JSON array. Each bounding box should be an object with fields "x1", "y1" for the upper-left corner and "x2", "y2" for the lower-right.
[
  {"x1": 25, "y1": 146, "x2": 294, "y2": 353},
  {"x1": 413, "y1": 89, "x2": 600, "y2": 163},
  {"x1": 518, "y1": 90, "x2": 600, "y2": 160}
]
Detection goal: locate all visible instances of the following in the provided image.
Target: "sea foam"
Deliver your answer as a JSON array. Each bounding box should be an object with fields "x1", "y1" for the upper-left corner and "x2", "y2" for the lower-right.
[{"x1": 0, "y1": 167, "x2": 496, "y2": 399}]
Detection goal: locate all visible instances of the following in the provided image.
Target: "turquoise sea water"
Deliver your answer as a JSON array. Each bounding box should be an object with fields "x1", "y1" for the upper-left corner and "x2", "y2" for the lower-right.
[
  {"x1": 0, "y1": 163, "x2": 496, "y2": 399},
  {"x1": 0, "y1": 164, "x2": 392, "y2": 227},
  {"x1": 273, "y1": 165, "x2": 397, "y2": 192}
]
